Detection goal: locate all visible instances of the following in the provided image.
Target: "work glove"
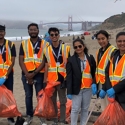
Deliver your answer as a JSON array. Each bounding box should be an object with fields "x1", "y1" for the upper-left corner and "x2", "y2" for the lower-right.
[
  {"x1": 0, "y1": 77, "x2": 6, "y2": 86},
  {"x1": 107, "y1": 88, "x2": 115, "y2": 98},
  {"x1": 67, "y1": 94, "x2": 72, "y2": 100},
  {"x1": 99, "y1": 89, "x2": 106, "y2": 99},
  {"x1": 91, "y1": 83, "x2": 97, "y2": 95}
]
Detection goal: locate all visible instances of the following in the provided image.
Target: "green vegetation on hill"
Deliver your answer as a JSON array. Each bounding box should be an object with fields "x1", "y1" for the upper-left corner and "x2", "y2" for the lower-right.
[{"x1": 100, "y1": 13, "x2": 125, "y2": 29}]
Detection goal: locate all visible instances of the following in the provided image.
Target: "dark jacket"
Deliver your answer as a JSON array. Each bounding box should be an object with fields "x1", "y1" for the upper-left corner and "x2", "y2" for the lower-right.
[
  {"x1": 105, "y1": 50, "x2": 125, "y2": 110},
  {"x1": 66, "y1": 53, "x2": 96, "y2": 95}
]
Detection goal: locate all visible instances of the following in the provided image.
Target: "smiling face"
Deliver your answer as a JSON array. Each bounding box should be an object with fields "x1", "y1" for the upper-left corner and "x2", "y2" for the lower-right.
[
  {"x1": 73, "y1": 41, "x2": 85, "y2": 54},
  {"x1": 116, "y1": 35, "x2": 125, "y2": 53},
  {"x1": 97, "y1": 33, "x2": 109, "y2": 49},
  {"x1": 50, "y1": 31, "x2": 60, "y2": 42},
  {"x1": 28, "y1": 25, "x2": 39, "y2": 38}
]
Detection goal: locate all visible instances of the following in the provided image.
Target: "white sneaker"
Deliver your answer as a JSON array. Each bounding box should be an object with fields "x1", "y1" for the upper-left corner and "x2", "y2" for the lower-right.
[
  {"x1": 39, "y1": 118, "x2": 47, "y2": 125},
  {"x1": 41, "y1": 123, "x2": 47, "y2": 125},
  {"x1": 8, "y1": 120, "x2": 15, "y2": 125},
  {"x1": 23, "y1": 116, "x2": 33, "y2": 125}
]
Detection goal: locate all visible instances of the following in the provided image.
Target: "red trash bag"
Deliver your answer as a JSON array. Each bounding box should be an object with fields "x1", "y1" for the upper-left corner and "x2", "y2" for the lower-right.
[
  {"x1": 34, "y1": 89, "x2": 56, "y2": 118},
  {"x1": 45, "y1": 81, "x2": 60, "y2": 89},
  {"x1": 0, "y1": 85, "x2": 21, "y2": 117},
  {"x1": 93, "y1": 98, "x2": 125, "y2": 125},
  {"x1": 57, "y1": 99, "x2": 72, "y2": 123}
]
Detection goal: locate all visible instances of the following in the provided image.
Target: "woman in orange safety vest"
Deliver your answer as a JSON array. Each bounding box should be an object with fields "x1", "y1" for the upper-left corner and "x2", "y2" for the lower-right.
[
  {"x1": 106, "y1": 32, "x2": 125, "y2": 110},
  {"x1": 91, "y1": 30, "x2": 116, "y2": 111},
  {"x1": 66, "y1": 39, "x2": 96, "y2": 125}
]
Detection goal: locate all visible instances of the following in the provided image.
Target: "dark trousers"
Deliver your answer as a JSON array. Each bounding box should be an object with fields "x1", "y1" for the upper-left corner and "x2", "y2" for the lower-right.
[
  {"x1": 4, "y1": 72, "x2": 14, "y2": 122},
  {"x1": 21, "y1": 73, "x2": 44, "y2": 117},
  {"x1": 51, "y1": 84, "x2": 67, "y2": 123}
]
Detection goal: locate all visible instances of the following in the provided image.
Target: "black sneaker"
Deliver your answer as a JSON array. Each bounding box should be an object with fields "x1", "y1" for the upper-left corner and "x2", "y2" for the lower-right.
[{"x1": 15, "y1": 116, "x2": 25, "y2": 125}]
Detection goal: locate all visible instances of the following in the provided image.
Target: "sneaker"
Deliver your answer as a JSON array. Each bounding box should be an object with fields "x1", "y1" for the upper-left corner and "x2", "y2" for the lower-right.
[
  {"x1": 60, "y1": 123, "x2": 64, "y2": 125},
  {"x1": 15, "y1": 116, "x2": 25, "y2": 125},
  {"x1": 23, "y1": 116, "x2": 33, "y2": 125},
  {"x1": 8, "y1": 119, "x2": 15, "y2": 125},
  {"x1": 39, "y1": 118, "x2": 47, "y2": 125},
  {"x1": 52, "y1": 122, "x2": 58, "y2": 125}
]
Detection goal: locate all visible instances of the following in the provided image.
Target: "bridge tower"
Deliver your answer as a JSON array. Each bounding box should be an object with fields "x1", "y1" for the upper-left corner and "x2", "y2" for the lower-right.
[
  {"x1": 81, "y1": 21, "x2": 87, "y2": 31},
  {"x1": 68, "y1": 16, "x2": 73, "y2": 31},
  {"x1": 40, "y1": 21, "x2": 43, "y2": 29}
]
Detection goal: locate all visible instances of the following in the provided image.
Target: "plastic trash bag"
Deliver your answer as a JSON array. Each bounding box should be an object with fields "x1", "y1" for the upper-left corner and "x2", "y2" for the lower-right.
[
  {"x1": 93, "y1": 98, "x2": 125, "y2": 125},
  {"x1": 34, "y1": 81, "x2": 60, "y2": 118},
  {"x1": 34, "y1": 89, "x2": 56, "y2": 118},
  {"x1": 0, "y1": 85, "x2": 21, "y2": 117}
]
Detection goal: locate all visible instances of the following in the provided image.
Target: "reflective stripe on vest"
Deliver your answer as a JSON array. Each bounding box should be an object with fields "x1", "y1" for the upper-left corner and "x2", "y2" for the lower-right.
[
  {"x1": 23, "y1": 39, "x2": 48, "y2": 72},
  {"x1": 109, "y1": 54, "x2": 125, "y2": 86},
  {"x1": 0, "y1": 40, "x2": 12, "y2": 77},
  {"x1": 81, "y1": 59, "x2": 92, "y2": 89},
  {"x1": 45, "y1": 44, "x2": 70, "y2": 82},
  {"x1": 95, "y1": 45, "x2": 115, "y2": 84}
]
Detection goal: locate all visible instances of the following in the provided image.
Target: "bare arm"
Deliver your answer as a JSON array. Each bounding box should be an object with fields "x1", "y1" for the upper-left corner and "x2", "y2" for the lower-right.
[{"x1": 19, "y1": 55, "x2": 28, "y2": 76}]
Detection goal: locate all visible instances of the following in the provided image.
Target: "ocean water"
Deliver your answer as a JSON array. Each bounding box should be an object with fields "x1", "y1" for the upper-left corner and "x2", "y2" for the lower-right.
[{"x1": 5, "y1": 29, "x2": 84, "y2": 41}]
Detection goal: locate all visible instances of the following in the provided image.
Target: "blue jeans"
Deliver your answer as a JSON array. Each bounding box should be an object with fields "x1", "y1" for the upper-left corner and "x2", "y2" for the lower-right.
[
  {"x1": 71, "y1": 88, "x2": 92, "y2": 125},
  {"x1": 21, "y1": 73, "x2": 44, "y2": 117}
]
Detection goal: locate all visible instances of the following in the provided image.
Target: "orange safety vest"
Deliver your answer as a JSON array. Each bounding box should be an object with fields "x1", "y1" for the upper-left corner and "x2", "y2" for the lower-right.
[
  {"x1": 81, "y1": 59, "x2": 92, "y2": 89},
  {"x1": 0, "y1": 40, "x2": 12, "y2": 77},
  {"x1": 22, "y1": 39, "x2": 49, "y2": 73},
  {"x1": 109, "y1": 54, "x2": 125, "y2": 87},
  {"x1": 95, "y1": 45, "x2": 115, "y2": 84},
  {"x1": 45, "y1": 44, "x2": 70, "y2": 82}
]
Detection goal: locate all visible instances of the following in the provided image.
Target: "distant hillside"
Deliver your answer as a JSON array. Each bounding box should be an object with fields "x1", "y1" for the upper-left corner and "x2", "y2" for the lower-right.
[
  {"x1": 0, "y1": 20, "x2": 34, "y2": 29},
  {"x1": 100, "y1": 13, "x2": 125, "y2": 29}
]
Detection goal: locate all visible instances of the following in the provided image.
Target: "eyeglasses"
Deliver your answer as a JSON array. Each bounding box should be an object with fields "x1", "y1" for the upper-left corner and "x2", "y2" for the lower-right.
[
  {"x1": 74, "y1": 45, "x2": 82, "y2": 49},
  {"x1": 50, "y1": 33, "x2": 59, "y2": 37}
]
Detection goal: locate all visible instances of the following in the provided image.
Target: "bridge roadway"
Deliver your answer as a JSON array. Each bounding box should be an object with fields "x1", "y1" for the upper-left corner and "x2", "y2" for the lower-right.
[{"x1": 42, "y1": 21, "x2": 102, "y2": 25}]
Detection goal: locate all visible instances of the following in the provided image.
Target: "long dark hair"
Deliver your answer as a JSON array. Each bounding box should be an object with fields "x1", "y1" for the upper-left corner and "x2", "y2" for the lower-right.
[
  {"x1": 73, "y1": 39, "x2": 88, "y2": 54},
  {"x1": 95, "y1": 30, "x2": 109, "y2": 39}
]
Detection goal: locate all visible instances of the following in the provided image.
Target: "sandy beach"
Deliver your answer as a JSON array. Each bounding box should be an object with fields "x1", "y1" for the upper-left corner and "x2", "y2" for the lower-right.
[{"x1": 0, "y1": 28, "x2": 124, "y2": 125}]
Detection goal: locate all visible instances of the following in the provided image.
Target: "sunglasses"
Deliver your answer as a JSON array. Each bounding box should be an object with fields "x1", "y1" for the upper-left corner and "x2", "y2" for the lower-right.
[
  {"x1": 74, "y1": 45, "x2": 82, "y2": 49},
  {"x1": 50, "y1": 33, "x2": 59, "y2": 37}
]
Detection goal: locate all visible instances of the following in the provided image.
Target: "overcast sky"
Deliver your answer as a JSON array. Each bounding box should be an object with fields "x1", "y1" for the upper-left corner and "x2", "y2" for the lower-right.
[{"x1": 1, "y1": 0, "x2": 125, "y2": 23}]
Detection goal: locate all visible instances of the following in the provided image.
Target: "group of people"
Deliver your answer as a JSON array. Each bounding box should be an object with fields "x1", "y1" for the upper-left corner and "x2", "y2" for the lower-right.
[{"x1": 0, "y1": 23, "x2": 125, "y2": 125}]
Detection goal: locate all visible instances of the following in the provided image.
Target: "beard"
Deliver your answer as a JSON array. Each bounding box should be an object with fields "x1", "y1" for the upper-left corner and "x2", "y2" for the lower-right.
[{"x1": 29, "y1": 33, "x2": 38, "y2": 38}]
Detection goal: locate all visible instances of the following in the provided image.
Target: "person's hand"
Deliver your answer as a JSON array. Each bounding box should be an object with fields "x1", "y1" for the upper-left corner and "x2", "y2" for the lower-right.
[
  {"x1": 91, "y1": 83, "x2": 97, "y2": 95},
  {"x1": 27, "y1": 79, "x2": 34, "y2": 85},
  {"x1": 99, "y1": 89, "x2": 106, "y2": 99},
  {"x1": 25, "y1": 73, "x2": 34, "y2": 79},
  {"x1": 107, "y1": 88, "x2": 115, "y2": 98},
  {"x1": 67, "y1": 95, "x2": 72, "y2": 100},
  {"x1": 0, "y1": 77, "x2": 6, "y2": 86}
]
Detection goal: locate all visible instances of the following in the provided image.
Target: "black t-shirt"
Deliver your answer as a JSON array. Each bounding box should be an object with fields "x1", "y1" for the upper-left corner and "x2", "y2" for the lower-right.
[
  {"x1": 45, "y1": 43, "x2": 70, "y2": 83},
  {"x1": 1, "y1": 39, "x2": 16, "y2": 62},
  {"x1": 19, "y1": 38, "x2": 43, "y2": 75}
]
